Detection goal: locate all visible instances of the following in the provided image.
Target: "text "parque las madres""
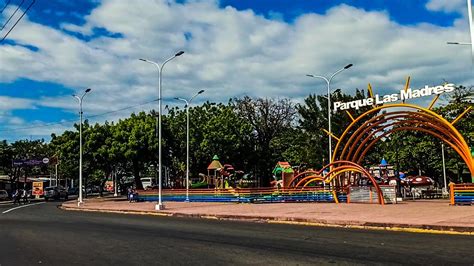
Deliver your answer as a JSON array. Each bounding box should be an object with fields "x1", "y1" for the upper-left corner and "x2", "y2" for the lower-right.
[{"x1": 333, "y1": 83, "x2": 455, "y2": 112}]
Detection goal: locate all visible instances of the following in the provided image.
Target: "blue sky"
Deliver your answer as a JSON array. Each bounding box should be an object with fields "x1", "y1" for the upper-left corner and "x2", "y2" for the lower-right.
[
  {"x1": 0, "y1": 0, "x2": 472, "y2": 142},
  {"x1": 220, "y1": 0, "x2": 461, "y2": 26}
]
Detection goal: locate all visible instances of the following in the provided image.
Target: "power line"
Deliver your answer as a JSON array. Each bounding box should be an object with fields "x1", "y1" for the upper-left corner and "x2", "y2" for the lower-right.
[
  {"x1": 0, "y1": 0, "x2": 24, "y2": 31},
  {"x1": 0, "y1": 0, "x2": 12, "y2": 14},
  {"x1": 0, "y1": 98, "x2": 159, "y2": 133},
  {"x1": 0, "y1": 0, "x2": 34, "y2": 44},
  {"x1": 87, "y1": 98, "x2": 158, "y2": 119}
]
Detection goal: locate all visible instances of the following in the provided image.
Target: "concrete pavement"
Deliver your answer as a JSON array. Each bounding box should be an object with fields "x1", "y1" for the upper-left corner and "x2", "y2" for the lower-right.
[
  {"x1": 2, "y1": 201, "x2": 474, "y2": 265},
  {"x1": 62, "y1": 197, "x2": 474, "y2": 234}
]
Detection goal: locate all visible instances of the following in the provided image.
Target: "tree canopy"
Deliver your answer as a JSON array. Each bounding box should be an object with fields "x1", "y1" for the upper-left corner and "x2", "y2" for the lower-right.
[{"x1": 1, "y1": 86, "x2": 472, "y2": 189}]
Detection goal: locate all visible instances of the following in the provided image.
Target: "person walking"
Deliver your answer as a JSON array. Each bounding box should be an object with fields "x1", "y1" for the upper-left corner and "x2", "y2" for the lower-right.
[
  {"x1": 22, "y1": 189, "x2": 29, "y2": 204},
  {"x1": 127, "y1": 187, "x2": 132, "y2": 201},
  {"x1": 13, "y1": 189, "x2": 20, "y2": 205}
]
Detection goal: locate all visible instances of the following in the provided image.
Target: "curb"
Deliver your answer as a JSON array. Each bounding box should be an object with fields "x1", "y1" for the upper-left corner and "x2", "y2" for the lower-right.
[{"x1": 60, "y1": 205, "x2": 474, "y2": 236}]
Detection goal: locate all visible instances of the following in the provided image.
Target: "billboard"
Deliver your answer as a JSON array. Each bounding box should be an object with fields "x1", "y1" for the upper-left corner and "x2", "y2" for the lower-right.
[
  {"x1": 105, "y1": 181, "x2": 114, "y2": 192},
  {"x1": 32, "y1": 182, "x2": 44, "y2": 196}
]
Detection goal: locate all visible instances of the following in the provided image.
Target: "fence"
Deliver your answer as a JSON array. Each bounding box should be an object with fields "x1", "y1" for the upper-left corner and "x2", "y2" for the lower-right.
[
  {"x1": 136, "y1": 187, "x2": 347, "y2": 203},
  {"x1": 450, "y1": 183, "x2": 474, "y2": 205},
  {"x1": 347, "y1": 185, "x2": 396, "y2": 204}
]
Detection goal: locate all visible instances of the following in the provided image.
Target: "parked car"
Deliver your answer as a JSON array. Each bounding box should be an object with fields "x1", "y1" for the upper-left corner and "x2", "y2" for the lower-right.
[
  {"x1": 44, "y1": 186, "x2": 68, "y2": 201},
  {"x1": 68, "y1": 187, "x2": 79, "y2": 195},
  {"x1": 0, "y1": 190, "x2": 9, "y2": 201}
]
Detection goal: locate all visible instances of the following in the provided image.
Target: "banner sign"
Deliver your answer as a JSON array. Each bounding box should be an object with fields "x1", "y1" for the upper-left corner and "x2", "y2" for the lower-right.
[
  {"x1": 105, "y1": 181, "x2": 114, "y2": 192},
  {"x1": 13, "y1": 158, "x2": 50, "y2": 167},
  {"x1": 32, "y1": 182, "x2": 44, "y2": 196},
  {"x1": 333, "y1": 84, "x2": 455, "y2": 112}
]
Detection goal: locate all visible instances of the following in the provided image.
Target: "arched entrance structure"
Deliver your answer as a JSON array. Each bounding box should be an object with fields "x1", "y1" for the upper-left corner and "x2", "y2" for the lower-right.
[
  {"x1": 287, "y1": 160, "x2": 385, "y2": 205},
  {"x1": 286, "y1": 79, "x2": 472, "y2": 205},
  {"x1": 331, "y1": 99, "x2": 473, "y2": 181}
]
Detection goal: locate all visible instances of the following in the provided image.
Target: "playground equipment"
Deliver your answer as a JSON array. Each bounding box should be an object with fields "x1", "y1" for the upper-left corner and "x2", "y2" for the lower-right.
[
  {"x1": 271, "y1": 162, "x2": 294, "y2": 188},
  {"x1": 400, "y1": 175, "x2": 437, "y2": 199},
  {"x1": 206, "y1": 155, "x2": 223, "y2": 188},
  {"x1": 199, "y1": 155, "x2": 249, "y2": 189}
]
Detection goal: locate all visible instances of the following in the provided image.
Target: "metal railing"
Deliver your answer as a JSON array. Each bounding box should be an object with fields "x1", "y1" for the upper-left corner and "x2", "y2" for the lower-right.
[
  {"x1": 450, "y1": 183, "x2": 474, "y2": 205},
  {"x1": 136, "y1": 187, "x2": 347, "y2": 203}
]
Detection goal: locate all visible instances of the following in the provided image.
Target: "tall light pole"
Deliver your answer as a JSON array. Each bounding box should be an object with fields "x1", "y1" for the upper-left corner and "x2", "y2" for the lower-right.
[
  {"x1": 73, "y1": 88, "x2": 92, "y2": 206},
  {"x1": 447, "y1": 42, "x2": 472, "y2": 45},
  {"x1": 139, "y1": 51, "x2": 184, "y2": 210},
  {"x1": 442, "y1": 143, "x2": 448, "y2": 196},
  {"x1": 113, "y1": 168, "x2": 118, "y2": 197},
  {"x1": 175, "y1": 89, "x2": 205, "y2": 202},
  {"x1": 447, "y1": 0, "x2": 474, "y2": 62},
  {"x1": 306, "y1": 64, "x2": 353, "y2": 164}
]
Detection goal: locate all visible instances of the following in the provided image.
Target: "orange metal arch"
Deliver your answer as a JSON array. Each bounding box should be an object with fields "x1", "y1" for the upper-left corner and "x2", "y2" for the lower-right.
[
  {"x1": 288, "y1": 170, "x2": 320, "y2": 188},
  {"x1": 333, "y1": 103, "x2": 474, "y2": 179},
  {"x1": 294, "y1": 175, "x2": 325, "y2": 188},
  {"x1": 348, "y1": 118, "x2": 469, "y2": 165},
  {"x1": 288, "y1": 161, "x2": 384, "y2": 204},
  {"x1": 299, "y1": 177, "x2": 325, "y2": 188},
  {"x1": 356, "y1": 127, "x2": 470, "y2": 167},
  {"x1": 342, "y1": 112, "x2": 467, "y2": 162},
  {"x1": 301, "y1": 168, "x2": 364, "y2": 188},
  {"x1": 342, "y1": 112, "x2": 457, "y2": 160}
]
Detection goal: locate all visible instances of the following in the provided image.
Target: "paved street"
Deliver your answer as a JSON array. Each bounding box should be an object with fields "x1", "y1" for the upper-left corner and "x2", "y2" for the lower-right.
[{"x1": 0, "y1": 201, "x2": 473, "y2": 265}]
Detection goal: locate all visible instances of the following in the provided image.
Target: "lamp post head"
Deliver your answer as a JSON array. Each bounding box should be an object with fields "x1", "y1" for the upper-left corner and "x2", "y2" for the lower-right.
[
  {"x1": 198, "y1": 89, "x2": 205, "y2": 94},
  {"x1": 85, "y1": 88, "x2": 92, "y2": 93},
  {"x1": 306, "y1": 74, "x2": 314, "y2": 78},
  {"x1": 344, "y1": 64, "x2": 353, "y2": 69},
  {"x1": 175, "y1": 51, "x2": 185, "y2": 57},
  {"x1": 447, "y1": 42, "x2": 459, "y2": 45},
  {"x1": 139, "y1": 58, "x2": 147, "y2": 62}
]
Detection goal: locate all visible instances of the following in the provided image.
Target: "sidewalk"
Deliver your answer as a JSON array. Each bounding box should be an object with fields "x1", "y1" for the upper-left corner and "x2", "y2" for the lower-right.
[{"x1": 61, "y1": 198, "x2": 474, "y2": 234}]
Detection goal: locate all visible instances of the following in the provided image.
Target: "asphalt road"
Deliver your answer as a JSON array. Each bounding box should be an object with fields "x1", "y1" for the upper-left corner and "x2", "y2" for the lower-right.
[{"x1": 0, "y1": 201, "x2": 473, "y2": 265}]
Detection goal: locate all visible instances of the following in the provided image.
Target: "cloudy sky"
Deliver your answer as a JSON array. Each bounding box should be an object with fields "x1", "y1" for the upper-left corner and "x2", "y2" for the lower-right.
[{"x1": 0, "y1": 0, "x2": 472, "y2": 141}]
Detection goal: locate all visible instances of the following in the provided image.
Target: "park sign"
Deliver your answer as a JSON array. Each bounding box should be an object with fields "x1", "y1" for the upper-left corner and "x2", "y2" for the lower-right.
[
  {"x1": 13, "y1": 158, "x2": 50, "y2": 167},
  {"x1": 333, "y1": 83, "x2": 456, "y2": 112}
]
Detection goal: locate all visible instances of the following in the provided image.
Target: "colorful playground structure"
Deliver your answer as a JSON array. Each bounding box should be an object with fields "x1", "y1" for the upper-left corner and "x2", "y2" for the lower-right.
[{"x1": 190, "y1": 155, "x2": 255, "y2": 189}]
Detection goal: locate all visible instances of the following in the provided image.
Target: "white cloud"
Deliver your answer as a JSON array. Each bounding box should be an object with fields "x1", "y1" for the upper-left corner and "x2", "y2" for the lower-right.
[
  {"x1": 426, "y1": 0, "x2": 467, "y2": 14},
  {"x1": 1, "y1": 0, "x2": 473, "y2": 140},
  {"x1": 0, "y1": 96, "x2": 34, "y2": 110}
]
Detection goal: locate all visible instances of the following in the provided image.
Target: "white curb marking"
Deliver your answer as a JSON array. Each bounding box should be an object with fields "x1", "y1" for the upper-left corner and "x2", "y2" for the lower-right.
[{"x1": 2, "y1": 202, "x2": 45, "y2": 214}]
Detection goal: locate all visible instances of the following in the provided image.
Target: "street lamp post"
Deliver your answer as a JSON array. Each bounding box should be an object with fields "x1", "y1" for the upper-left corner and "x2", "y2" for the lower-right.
[
  {"x1": 113, "y1": 168, "x2": 118, "y2": 197},
  {"x1": 447, "y1": 42, "x2": 472, "y2": 45},
  {"x1": 139, "y1": 51, "x2": 184, "y2": 210},
  {"x1": 442, "y1": 143, "x2": 448, "y2": 196},
  {"x1": 175, "y1": 89, "x2": 205, "y2": 202},
  {"x1": 306, "y1": 64, "x2": 353, "y2": 164},
  {"x1": 73, "y1": 88, "x2": 92, "y2": 206}
]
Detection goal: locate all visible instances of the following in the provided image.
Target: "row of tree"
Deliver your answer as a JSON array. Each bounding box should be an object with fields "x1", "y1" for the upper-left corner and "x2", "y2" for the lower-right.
[{"x1": 0, "y1": 87, "x2": 472, "y2": 190}]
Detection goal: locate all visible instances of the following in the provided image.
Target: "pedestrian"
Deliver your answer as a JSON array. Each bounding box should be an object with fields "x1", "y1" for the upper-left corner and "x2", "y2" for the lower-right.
[
  {"x1": 127, "y1": 187, "x2": 132, "y2": 201},
  {"x1": 13, "y1": 189, "x2": 20, "y2": 205},
  {"x1": 22, "y1": 189, "x2": 29, "y2": 204}
]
